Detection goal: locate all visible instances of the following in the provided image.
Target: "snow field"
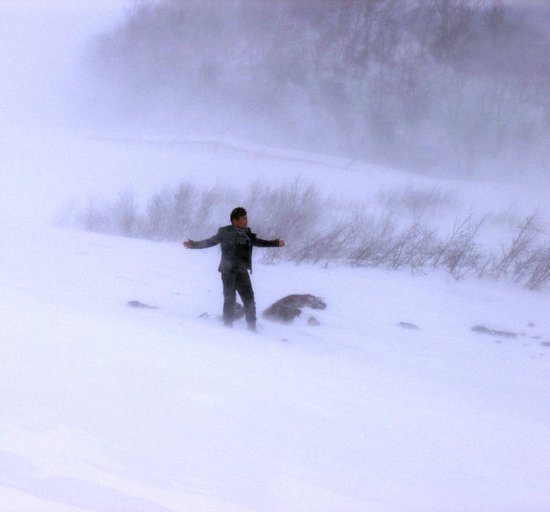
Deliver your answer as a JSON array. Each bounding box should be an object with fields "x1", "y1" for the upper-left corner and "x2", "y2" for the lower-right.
[{"x1": 2, "y1": 207, "x2": 550, "y2": 510}]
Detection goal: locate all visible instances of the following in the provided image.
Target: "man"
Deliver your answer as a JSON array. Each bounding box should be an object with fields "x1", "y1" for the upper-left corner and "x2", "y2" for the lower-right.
[{"x1": 183, "y1": 207, "x2": 285, "y2": 331}]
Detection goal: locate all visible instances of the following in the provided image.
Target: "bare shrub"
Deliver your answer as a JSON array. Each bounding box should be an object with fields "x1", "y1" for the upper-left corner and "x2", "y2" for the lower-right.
[
  {"x1": 287, "y1": 223, "x2": 353, "y2": 265},
  {"x1": 251, "y1": 179, "x2": 324, "y2": 242},
  {"x1": 143, "y1": 187, "x2": 176, "y2": 240},
  {"x1": 490, "y1": 214, "x2": 538, "y2": 280},
  {"x1": 433, "y1": 216, "x2": 485, "y2": 279},
  {"x1": 523, "y1": 246, "x2": 550, "y2": 290},
  {"x1": 167, "y1": 183, "x2": 196, "y2": 238},
  {"x1": 383, "y1": 222, "x2": 437, "y2": 271},
  {"x1": 347, "y1": 213, "x2": 397, "y2": 267},
  {"x1": 191, "y1": 188, "x2": 222, "y2": 234},
  {"x1": 78, "y1": 198, "x2": 109, "y2": 233},
  {"x1": 112, "y1": 190, "x2": 140, "y2": 237},
  {"x1": 69, "y1": 181, "x2": 550, "y2": 290}
]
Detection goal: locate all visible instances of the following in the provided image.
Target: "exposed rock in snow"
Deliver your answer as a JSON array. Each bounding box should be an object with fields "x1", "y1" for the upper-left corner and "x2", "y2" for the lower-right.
[{"x1": 263, "y1": 294, "x2": 326, "y2": 323}]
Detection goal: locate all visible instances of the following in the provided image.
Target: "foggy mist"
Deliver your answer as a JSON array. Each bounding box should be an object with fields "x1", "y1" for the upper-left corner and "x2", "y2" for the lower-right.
[
  {"x1": 80, "y1": 0, "x2": 550, "y2": 180},
  {"x1": 0, "y1": 1, "x2": 126, "y2": 127}
]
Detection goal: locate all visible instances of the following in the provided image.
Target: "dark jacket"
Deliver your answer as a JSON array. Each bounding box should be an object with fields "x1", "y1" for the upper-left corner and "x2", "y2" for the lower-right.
[{"x1": 189, "y1": 225, "x2": 280, "y2": 272}]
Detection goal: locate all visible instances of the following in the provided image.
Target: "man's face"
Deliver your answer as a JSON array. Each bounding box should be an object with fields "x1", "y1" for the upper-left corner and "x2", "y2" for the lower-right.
[{"x1": 232, "y1": 215, "x2": 248, "y2": 229}]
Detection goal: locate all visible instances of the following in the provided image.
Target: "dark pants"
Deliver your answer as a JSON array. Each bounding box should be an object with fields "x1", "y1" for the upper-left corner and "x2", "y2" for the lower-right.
[{"x1": 221, "y1": 270, "x2": 256, "y2": 328}]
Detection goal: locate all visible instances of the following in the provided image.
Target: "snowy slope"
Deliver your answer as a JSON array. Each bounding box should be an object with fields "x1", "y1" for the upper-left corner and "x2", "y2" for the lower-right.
[{"x1": 2, "y1": 127, "x2": 550, "y2": 512}]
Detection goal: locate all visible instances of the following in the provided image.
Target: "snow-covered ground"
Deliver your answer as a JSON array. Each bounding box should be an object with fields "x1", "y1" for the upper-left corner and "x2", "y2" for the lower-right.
[
  {"x1": 2, "y1": 3, "x2": 550, "y2": 512},
  {"x1": 2, "y1": 127, "x2": 550, "y2": 512}
]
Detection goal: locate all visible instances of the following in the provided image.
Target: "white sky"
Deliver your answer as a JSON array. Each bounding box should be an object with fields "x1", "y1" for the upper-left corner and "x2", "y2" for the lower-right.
[
  {"x1": 0, "y1": 0, "x2": 130, "y2": 12},
  {"x1": 0, "y1": 0, "x2": 130, "y2": 125}
]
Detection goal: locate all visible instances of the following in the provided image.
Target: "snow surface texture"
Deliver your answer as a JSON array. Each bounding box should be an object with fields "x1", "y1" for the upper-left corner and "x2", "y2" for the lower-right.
[
  {"x1": 3, "y1": 131, "x2": 550, "y2": 512},
  {"x1": 2, "y1": 3, "x2": 550, "y2": 512}
]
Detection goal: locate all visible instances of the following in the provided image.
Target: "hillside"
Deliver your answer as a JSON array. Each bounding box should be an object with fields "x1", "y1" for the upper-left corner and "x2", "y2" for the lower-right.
[{"x1": 2, "y1": 128, "x2": 550, "y2": 512}]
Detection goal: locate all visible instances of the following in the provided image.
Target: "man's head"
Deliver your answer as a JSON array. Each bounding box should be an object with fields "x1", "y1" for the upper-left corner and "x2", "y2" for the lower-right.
[{"x1": 230, "y1": 207, "x2": 248, "y2": 229}]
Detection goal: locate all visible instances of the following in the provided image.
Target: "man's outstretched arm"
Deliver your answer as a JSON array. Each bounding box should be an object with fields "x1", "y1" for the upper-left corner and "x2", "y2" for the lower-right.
[
  {"x1": 251, "y1": 235, "x2": 285, "y2": 248},
  {"x1": 183, "y1": 230, "x2": 222, "y2": 249}
]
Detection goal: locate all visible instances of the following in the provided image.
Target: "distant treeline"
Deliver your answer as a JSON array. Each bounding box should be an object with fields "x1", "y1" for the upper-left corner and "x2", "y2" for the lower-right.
[{"x1": 89, "y1": 0, "x2": 550, "y2": 176}]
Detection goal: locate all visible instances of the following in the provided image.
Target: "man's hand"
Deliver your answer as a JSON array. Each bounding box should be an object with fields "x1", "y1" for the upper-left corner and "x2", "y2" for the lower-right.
[
  {"x1": 278, "y1": 239, "x2": 285, "y2": 247},
  {"x1": 183, "y1": 239, "x2": 193, "y2": 248}
]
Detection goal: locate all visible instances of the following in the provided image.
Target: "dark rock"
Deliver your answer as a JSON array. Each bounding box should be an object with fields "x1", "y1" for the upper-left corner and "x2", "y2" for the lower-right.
[
  {"x1": 263, "y1": 294, "x2": 326, "y2": 323},
  {"x1": 471, "y1": 325, "x2": 517, "y2": 339},
  {"x1": 308, "y1": 316, "x2": 321, "y2": 326},
  {"x1": 127, "y1": 300, "x2": 158, "y2": 309},
  {"x1": 397, "y1": 322, "x2": 420, "y2": 330}
]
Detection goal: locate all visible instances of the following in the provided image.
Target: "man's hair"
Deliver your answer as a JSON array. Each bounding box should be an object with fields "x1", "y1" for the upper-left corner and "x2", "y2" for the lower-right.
[{"x1": 230, "y1": 207, "x2": 247, "y2": 221}]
